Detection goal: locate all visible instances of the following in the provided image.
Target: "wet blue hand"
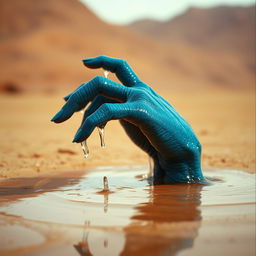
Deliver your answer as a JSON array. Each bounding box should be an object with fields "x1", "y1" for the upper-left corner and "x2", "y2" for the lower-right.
[{"x1": 51, "y1": 56, "x2": 204, "y2": 184}]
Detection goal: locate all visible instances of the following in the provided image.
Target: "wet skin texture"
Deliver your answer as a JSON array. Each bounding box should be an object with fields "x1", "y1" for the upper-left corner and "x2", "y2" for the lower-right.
[{"x1": 51, "y1": 56, "x2": 204, "y2": 184}]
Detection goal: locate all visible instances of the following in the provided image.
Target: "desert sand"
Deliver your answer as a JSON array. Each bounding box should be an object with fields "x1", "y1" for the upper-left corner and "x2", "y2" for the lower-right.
[
  {"x1": 0, "y1": 89, "x2": 254, "y2": 179},
  {"x1": 0, "y1": 1, "x2": 254, "y2": 179}
]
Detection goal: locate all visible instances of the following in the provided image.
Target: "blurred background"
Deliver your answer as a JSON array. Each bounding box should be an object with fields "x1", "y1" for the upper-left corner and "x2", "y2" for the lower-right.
[
  {"x1": 0, "y1": 0, "x2": 254, "y2": 92},
  {"x1": 0, "y1": 0, "x2": 255, "y2": 177}
]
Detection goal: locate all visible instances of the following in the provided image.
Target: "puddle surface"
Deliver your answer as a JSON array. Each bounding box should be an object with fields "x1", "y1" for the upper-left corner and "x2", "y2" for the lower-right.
[{"x1": 0, "y1": 166, "x2": 255, "y2": 256}]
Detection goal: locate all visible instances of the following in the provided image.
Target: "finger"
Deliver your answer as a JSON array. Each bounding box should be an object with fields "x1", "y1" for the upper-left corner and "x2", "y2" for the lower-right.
[
  {"x1": 51, "y1": 76, "x2": 129, "y2": 123},
  {"x1": 63, "y1": 83, "x2": 85, "y2": 101},
  {"x1": 81, "y1": 96, "x2": 117, "y2": 124},
  {"x1": 81, "y1": 96, "x2": 117, "y2": 131},
  {"x1": 73, "y1": 103, "x2": 134, "y2": 142},
  {"x1": 82, "y1": 56, "x2": 141, "y2": 87}
]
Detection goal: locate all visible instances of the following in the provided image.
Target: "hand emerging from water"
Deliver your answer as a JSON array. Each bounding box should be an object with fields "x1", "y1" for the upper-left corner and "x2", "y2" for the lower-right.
[{"x1": 51, "y1": 56, "x2": 204, "y2": 184}]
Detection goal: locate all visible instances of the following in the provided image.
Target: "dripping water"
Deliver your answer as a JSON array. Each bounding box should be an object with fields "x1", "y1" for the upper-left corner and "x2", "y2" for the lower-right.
[
  {"x1": 97, "y1": 126, "x2": 106, "y2": 148},
  {"x1": 81, "y1": 140, "x2": 89, "y2": 159},
  {"x1": 79, "y1": 69, "x2": 109, "y2": 158},
  {"x1": 103, "y1": 176, "x2": 109, "y2": 191},
  {"x1": 97, "y1": 69, "x2": 109, "y2": 148}
]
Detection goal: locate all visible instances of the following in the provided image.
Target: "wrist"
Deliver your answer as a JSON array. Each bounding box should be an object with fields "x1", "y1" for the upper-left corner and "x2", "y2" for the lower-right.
[{"x1": 152, "y1": 150, "x2": 204, "y2": 184}]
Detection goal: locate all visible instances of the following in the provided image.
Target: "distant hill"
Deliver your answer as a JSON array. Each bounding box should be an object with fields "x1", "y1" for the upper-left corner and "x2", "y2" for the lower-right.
[
  {"x1": 0, "y1": 0, "x2": 102, "y2": 38},
  {"x1": 0, "y1": 1, "x2": 254, "y2": 92},
  {"x1": 0, "y1": 0, "x2": 165, "y2": 91},
  {"x1": 131, "y1": 5, "x2": 255, "y2": 73}
]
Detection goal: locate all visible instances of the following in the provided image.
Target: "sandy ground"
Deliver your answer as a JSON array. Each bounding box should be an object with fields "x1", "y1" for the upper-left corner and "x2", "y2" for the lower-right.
[{"x1": 0, "y1": 89, "x2": 255, "y2": 179}]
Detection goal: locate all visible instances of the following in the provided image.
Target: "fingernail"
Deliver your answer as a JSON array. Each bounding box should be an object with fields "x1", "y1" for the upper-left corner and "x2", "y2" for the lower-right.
[
  {"x1": 73, "y1": 128, "x2": 83, "y2": 142},
  {"x1": 51, "y1": 109, "x2": 64, "y2": 122},
  {"x1": 82, "y1": 58, "x2": 93, "y2": 64}
]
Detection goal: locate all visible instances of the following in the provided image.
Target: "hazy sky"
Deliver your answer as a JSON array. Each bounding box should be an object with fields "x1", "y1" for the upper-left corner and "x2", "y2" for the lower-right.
[{"x1": 81, "y1": 0, "x2": 254, "y2": 24}]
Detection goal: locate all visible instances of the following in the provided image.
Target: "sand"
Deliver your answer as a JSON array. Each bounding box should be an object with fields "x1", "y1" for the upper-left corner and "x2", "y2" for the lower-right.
[
  {"x1": 0, "y1": 89, "x2": 255, "y2": 179},
  {"x1": 0, "y1": 88, "x2": 255, "y2": 256}
]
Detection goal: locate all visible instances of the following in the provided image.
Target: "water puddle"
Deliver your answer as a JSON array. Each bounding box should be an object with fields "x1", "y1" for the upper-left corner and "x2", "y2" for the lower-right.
[{"x1": 0, "y1": 166, "x2": 255, "y2": 256}]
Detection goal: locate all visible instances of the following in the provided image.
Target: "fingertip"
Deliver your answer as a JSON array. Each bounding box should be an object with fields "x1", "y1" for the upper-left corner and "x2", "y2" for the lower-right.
[
  {"x1": 82, "y1": 58, "x2": 94, "y2": 66},
  {"x1": 82, "y1": 58, "x2": 93, "y2": 62},
  {"x1": 72, "y1": 138, "x2": 84, "y2": 143},
  {"x1": 51, "y1": 106, "x2": 76, "y2": 123},
  {"x1": 82, "y1": 57, "x2": 103, "y2": 69},
  {"x1": 51, "y1": 109, "x2": 64, "y2": 123},
  {"x1": 82, "y1": 59, "x2": 87, "y2": 64},
  {"x1": 73, "y1": 128, "x2": 88, "y2": 143},
  {"x1": 82, "y1": 60, "x2": 87, "y2": 67}
]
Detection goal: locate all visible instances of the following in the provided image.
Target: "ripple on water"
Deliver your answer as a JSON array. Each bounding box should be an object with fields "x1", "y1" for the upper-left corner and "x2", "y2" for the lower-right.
[{"x1": 0, "y1": 166, "x2": 255, "y2": 256}]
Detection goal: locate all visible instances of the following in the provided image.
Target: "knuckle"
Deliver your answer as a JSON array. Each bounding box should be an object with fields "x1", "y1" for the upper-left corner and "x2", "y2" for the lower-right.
[
  {"x1": 137, "y1": 87, "x2": 151, "y2": 99},
  {"x1": 129, "y1": 88, "x2": 147, "y2": 102},
  {"x1": 98, "y1": 55, "x2": 104, "y2": 59},
  {"x1": 119, "y1": 59, "x2": 128, "y2": 68},
  {"x1": 184, "y1": 140, "x2": 202, "y2": 157},
  {"x1": 196, "y1": 141, "x2": 202, "y2": 153},
  {"x1": 92, "y1": 76, "x2": 104, "y2": 88},
  {"x1": 98, "y1": 55, "x2": 105, "y2": 61},
  {"x1": 121, "y1": 59, "x2": 128, "y2": 65},
  {"x1": 102, "y1": 103, "x2": 112, "y2": 115},
  {"x1": 125, "y1": 87, "x2": 132, "y2": 97},
  {"x1": 92, "y1": 75, "x2": 101, "y2": 83}
]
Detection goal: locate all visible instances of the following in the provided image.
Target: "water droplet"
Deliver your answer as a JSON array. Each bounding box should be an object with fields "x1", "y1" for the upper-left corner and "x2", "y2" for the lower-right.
[
  {"x1": 96, "y1": 69, "x2": 109, "y2": 148},
  {"x1": 97, "y1": 126, "x2": 105, "y2": 148},
  {"x1": 103, "y1": 70, "x2": 109, "y2": 79},
  {"x1": 103, "y1": 176, "x2": 109, "y2": 191},
  {"x1": 79, "y1": 70, "x2": 109, "y2": 158},
  {"x1": 81, "y1": 140, "x2": 89, "y2": 158}
]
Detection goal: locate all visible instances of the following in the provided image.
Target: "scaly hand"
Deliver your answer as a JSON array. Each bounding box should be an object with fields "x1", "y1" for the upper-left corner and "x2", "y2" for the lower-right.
[{"x1": 51, "y1": 56, "x2": 204, "y2": 184}]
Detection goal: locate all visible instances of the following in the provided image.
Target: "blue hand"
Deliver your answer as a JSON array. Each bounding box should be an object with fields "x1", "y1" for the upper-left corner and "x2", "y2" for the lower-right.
[{"x1": 51, "y1": 56, "x2": 204, "y2": 184}]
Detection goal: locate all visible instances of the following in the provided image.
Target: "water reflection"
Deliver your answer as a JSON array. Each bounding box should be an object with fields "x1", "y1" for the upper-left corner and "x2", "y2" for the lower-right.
[
  {"x1": 74, "y1": 183, "x2": 202, "y2": 256},
  {"x1": 73, "y1": 221, "x2": 92, "y2": 256},
  {"x1": 123, "y1": 184, "x2": 202, "y2": 256},
  {"x1": 0, "y1": 168, "x2": 254, "y2": 255},
  {"x1": 103, "y1": 192, "x2": 109, "y2": 213}
]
